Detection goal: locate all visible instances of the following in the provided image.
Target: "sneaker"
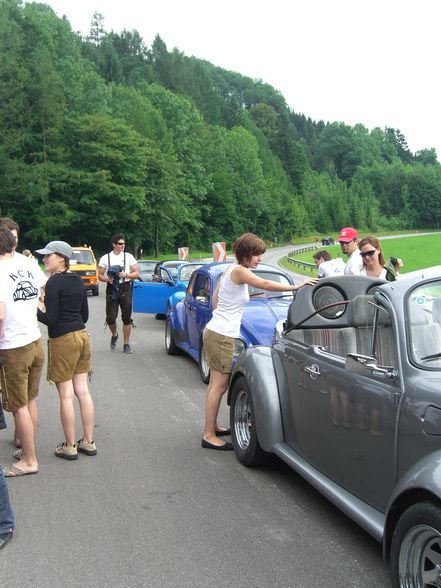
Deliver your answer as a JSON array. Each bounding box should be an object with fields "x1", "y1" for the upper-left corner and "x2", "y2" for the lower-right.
[
  {"x1": 0, "y1": 531, "x2": 13, "y2": 551},
  {"x1": 55, "y1": 442, "x2": 78, "y2": 460},
  {"x1": 77, "y1": 439, "x2": 97, "y2": 456},
  {"x1": 123, "y1": 344, "x2": 132, "y2": 354},
  {"x1": 110, "y1": 333, "x2": 119, "y2": 350}
]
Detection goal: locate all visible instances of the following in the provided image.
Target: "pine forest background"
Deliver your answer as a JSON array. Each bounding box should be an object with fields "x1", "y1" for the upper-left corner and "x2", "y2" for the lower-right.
[{"x1": 1, "y1": 1, "x2": 441, "y2": 254}]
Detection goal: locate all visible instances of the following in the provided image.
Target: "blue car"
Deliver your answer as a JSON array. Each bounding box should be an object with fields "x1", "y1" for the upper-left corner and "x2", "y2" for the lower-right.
[
  {"x1": 165, "y1": 263, "x2": 295, "y2": 382},
  {"x1": 133, "y1": 262, "x2": 205, "y2": 319}
]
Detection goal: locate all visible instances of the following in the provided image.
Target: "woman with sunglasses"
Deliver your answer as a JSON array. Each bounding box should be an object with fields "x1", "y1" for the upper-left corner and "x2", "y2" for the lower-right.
[{"x1": 358, "y1": 236, "x2": 396, "y2": 281}]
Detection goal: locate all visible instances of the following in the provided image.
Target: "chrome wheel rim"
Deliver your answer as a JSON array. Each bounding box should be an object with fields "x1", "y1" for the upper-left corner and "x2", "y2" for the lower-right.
[
  {"x1": 165, "y1": 320, "x2": 171, "y2": 349},
  {"x1": 399, "y1": 524, "x2": 441, "y2": 587},
  {"x1": 234, "y1": 389, "x2": 251, "y2": 451},
  {"x1": 200, "y1": 344, "x2": 210, "y2": 381}
]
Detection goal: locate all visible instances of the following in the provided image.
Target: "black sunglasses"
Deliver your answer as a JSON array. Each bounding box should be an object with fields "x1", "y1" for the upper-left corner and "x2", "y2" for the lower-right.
[
  {"x1": 360, "y1": 249, "x2": 377, "y2": 258},
  {"x1": 116, "y1": 242, "x2": 125, "y2": 245}
]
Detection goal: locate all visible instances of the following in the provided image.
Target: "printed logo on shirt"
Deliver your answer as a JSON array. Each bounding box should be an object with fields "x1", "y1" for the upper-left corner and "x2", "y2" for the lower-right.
[{"x1": 13, "y1": 280, "x2": 39, "y2": 302}]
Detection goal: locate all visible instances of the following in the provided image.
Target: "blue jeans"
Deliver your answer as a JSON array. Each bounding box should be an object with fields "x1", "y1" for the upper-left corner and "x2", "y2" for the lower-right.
[{"x1": 0, "y1": 468, "x2": 15, "y2": 534}]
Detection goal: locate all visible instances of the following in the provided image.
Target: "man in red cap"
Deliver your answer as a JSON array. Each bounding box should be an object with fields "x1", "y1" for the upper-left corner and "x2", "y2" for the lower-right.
[{"x1": 338, "y1": 227, "x2": 362, "y2": 275}]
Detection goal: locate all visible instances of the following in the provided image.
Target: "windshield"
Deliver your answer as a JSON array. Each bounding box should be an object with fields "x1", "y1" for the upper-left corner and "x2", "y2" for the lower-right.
[
  {"x1": 71, "y1": 250, "x2": 94, "y2": 264},
  {"x1": 249, "y1": 271, "x2": 293, "y2": 299},
  {"x1": 179, "y1": 264, "x2": 203, "y2": 282},
  {"x1": 408, "y1": 281, "x2": 441, "y2": 368},
  {"x1": 138, "y1": 261, "x2": 157, "y2": 272}
]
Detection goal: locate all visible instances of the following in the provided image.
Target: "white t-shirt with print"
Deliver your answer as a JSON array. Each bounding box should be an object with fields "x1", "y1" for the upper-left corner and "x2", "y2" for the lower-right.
[
  {"x1": 318, "y1": 258, "x2": 346, "y2": 278},
  {"x1": 344, "y1": 250, "x2": 363, "y2": 275},
  {"x1": 98, "y1": 251, "x2": 137, "y2": 284},
  {"x1": 0, "y1": 253, "x2": 47, "y2": 349}
]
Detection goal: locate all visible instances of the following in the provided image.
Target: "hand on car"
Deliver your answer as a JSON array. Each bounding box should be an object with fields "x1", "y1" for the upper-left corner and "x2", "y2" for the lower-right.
[{"x1": 295, "y1": 278, "x2": 319, "y2": 290}]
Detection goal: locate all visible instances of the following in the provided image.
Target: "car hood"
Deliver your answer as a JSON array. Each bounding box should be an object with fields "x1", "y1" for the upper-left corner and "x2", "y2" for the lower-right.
[{"x1": 242, "y1": 298, "x2": 291, "y2": 346}]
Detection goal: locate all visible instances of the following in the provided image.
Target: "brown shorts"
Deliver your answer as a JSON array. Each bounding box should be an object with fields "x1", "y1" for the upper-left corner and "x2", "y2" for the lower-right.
[
  {"x1": 0, "y1": 339, "x2": 44, "y2": 412},
  {"x1": 203, "y1": 328, "x2": 235, "y2": 374},
  {"x1": 47, "y1": 330, "x2": 91, "y2": 383},
  {"x1": 106, "y1": 281, "x2": 133, "y2": 326}
]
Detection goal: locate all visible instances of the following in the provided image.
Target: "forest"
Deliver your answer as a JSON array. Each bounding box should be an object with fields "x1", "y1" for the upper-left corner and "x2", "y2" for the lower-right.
[{"x1": 1, "y1": 0, "x2": 440, "y2": 254}]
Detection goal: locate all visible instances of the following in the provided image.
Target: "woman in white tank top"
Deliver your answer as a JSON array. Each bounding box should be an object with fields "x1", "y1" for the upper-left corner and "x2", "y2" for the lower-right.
[{"x1": 202, "y1": 233, "x2": 317, "y2": 450}]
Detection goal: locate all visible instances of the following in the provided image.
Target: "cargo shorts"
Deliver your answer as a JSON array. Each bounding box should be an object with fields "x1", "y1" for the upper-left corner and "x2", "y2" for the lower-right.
[
  {"x1": 0, "y1": 338, "x2": 44, "y2": 412},
  {"x1": 203, "y1": 328, "x2": 235, "y2": 374},
  {"x1": 47, "y1": 329, "x2": 91, "y2": 383}
]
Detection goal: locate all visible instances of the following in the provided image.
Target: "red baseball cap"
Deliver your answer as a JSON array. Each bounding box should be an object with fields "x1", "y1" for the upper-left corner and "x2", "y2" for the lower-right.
[{"x1": 338, "y1": 227, "x2": 358, "y2": 242}]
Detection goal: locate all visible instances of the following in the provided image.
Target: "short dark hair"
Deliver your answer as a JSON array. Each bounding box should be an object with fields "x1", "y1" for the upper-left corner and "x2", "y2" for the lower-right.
[
  {"x1": 111, "y1": 233, "x2": 125, "y2": 245},
  {"x1": 313, "y1": 250, "x2": 331, "y2": 262},
  {"x1": 0, "y1": 227, "x2": 17, "y2": 255},
  {"x1": 0, "y1": 217, "x2": 19, "y2": 237},
  {"x1": 232, "y1": 233, "x2": 266, "y2": 264}
]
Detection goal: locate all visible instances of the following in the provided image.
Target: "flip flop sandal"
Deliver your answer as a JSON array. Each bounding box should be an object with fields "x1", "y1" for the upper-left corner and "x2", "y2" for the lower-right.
[{"x1": 4, "y1": 464, "x2": 38, "y2": 477}]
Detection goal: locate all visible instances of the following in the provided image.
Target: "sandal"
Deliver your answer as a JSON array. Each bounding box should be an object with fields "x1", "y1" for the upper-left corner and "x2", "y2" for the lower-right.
[{"x1": 3, "y1": 464, "x2": 38, "y2": 477}]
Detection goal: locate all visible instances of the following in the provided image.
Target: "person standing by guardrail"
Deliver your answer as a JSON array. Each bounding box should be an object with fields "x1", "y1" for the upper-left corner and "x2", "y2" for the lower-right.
[
  {"x1": 338, "y1": 227, "x2": 363, "y2": 275},
  {"x1": 313, "y1": 250, "x2": 346, "y2": 277}
]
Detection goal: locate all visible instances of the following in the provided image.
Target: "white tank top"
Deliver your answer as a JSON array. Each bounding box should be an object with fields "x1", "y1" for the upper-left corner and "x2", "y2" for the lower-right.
[{"x1": 206, "y1": 264, "x2": 250, "y2": 338}]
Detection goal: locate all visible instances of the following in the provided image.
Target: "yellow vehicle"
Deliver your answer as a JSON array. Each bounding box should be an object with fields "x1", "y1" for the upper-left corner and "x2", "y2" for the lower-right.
[{"x1": 70, "y1": 246, "x2": 99, "y2": 296}]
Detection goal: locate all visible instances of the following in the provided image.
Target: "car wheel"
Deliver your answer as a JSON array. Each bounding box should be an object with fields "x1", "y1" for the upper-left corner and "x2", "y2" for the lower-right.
[
  {"x1": 199, "y1": 339, "x2": 210, "y2": 384},
  {"x1": 230, "y1": 376, "x2": 267, "y2": 467},
  {"x1": 391, "y1": 501, "x2": 441, "y2": 588},
  {"x1": 165, "y1": 317, "x2": 180, "y2": 355},
  {"x1": 92, "y1": 285, "x2": 99, "y2": 296}
]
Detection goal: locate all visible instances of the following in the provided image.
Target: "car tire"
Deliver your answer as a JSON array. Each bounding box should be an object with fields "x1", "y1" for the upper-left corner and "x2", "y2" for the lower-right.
[
  {"x1": 165, "y1": 317, "x2": 180, "y2": 355},
  {"x1": 199, "y1": 339, "x2": 210, "y2": 384},
  {"x1": 92, "y1": 285, "x2": 99, "y2": 296},
  {"x1": 230, "y1": 376, "x2": 267, "y2": 467},
  {"x1": 390, "y1": 501, "x2": 441, "y2": 588},
  {"x1": 155, "y1": 313, "x2": 166, "y2": 320}
]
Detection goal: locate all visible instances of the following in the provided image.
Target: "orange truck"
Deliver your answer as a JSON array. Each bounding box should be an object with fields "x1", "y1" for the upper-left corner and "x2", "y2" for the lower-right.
[{"x1": 70, "y1": 246, "x2": 99, "y2": 296}]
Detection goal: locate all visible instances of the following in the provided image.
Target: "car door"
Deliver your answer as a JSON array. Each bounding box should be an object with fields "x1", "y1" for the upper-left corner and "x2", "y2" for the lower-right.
[
  {"x1": 299, "y1": 323, "x2": 399, "y2": 512},
  {"x1": 184, "y1": 274, "x2": 212, "y2": 352},
  {"x1": 132, "y1": 268, "x2": 175, "y2": 314}
]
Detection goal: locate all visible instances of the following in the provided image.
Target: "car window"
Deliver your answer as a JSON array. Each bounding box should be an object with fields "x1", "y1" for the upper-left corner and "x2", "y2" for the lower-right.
[
  {"x1": 71, "y1": 250, "x2": 94, "y2": 264},
  {"x1": 138, "y1": 261, "x2": 156, "y2": 272},
  {"x1": 250, "y1": 271, "x2": 293, "y2": 299},
  {"x1": 408, "y1": 281, "x2": 441, "y2": 368},
  {"x1": 193, "y1": 275, "x2": 210, "y2": 304},
  {"x1": 179, "y1": 264, "x2": 203, "y2": 282}
]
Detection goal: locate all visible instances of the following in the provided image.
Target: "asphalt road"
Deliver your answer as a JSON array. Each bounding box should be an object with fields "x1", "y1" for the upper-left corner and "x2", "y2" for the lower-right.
[{"x1": 1, "y1": 280, "x2": 390, "y2": 587}]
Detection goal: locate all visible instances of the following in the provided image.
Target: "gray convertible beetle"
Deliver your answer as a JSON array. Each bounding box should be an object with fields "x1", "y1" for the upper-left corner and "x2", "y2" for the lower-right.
[{"x1": 228, "y1": 275, "x2": 441, "y2": 587}]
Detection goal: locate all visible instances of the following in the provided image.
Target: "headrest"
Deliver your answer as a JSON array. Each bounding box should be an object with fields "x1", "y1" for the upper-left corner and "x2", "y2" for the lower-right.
[{"x1": 347, "y1": 295, "x2": 391, "y2": 327}]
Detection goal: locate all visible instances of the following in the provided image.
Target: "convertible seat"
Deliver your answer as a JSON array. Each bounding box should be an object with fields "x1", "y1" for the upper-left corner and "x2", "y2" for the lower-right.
[{"x1": 337, "y1": 296, "x2": 396, "y2": 365}]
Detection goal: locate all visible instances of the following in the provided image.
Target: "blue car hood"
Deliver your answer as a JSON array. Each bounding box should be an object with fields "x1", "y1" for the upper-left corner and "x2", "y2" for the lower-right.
[{"x1": 241, "y1": 298, "x2": 291, "y2": 346}]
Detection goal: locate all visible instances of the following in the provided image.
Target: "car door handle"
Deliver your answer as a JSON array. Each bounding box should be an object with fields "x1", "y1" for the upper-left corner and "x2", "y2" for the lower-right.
[
  {"x1": 133, "y1": 284, "x2": 141, "y2": 289},
  {"x1": 304, "y1": 364, "x2": 320, "y2": 379}
]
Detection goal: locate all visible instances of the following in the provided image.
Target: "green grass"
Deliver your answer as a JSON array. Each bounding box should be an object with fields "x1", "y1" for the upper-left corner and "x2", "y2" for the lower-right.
[{"x1": 280, "y1": 234, "x2": 441, "y2": 276}]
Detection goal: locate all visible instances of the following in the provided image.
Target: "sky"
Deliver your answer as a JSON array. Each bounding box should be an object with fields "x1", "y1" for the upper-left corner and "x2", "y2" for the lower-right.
[{"x1": 40, "y1": 0, "x2": 441, "y2": 158}]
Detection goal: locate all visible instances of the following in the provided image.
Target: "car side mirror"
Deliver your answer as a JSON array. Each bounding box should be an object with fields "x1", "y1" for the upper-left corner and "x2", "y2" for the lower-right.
[{"x1": 345, "y1": 353, "x2": 398, "y2": 382}]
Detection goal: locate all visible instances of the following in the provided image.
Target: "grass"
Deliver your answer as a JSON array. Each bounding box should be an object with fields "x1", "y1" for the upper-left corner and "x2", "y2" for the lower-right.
[{"x1": 279, "y1": 233, "x2": 441, "y2": 276}]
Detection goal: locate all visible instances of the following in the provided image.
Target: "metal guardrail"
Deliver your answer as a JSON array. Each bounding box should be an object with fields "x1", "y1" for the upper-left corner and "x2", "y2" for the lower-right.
[{"x1": 286, "y1": 244, "x2": 319, "y2": 272}]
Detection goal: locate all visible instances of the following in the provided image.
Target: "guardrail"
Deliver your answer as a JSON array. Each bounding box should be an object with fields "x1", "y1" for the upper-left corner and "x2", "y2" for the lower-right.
[{"x1": 286, "y1": 244, "x2": 319, "y2": 272}]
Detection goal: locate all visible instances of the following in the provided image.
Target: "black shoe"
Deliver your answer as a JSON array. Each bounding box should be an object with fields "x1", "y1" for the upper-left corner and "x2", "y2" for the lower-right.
[
  {"x1": 110, "y1": 334, "x2": 118, "y2": 350},
  {"x1": 123, "y1": 344, "x2": 132, "y2": 354},
  {"x1": 216, "y1": 428, "x2": 231, "y2": 437},
  {"x1": 201, "y1": 439, "x2": 233, "y2": 451},
  {"x1": 0, "y1": 531, "x2": 13, "y2": 550}
]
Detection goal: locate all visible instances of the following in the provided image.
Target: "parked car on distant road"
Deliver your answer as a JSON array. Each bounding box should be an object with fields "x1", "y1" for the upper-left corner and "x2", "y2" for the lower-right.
[
  {"x1": 152, "y1": 260, "x2": 184, "y2": 282},
  {"x1": 133, "y1": 262, "x2": 204, "y2": 319},
  {"x1": 321, "y1": 236, "x2": 335, "y2": 245},
  {"x1": 165, "y1": 263, "x2": 295, "y2": 383},
  {"x1": 227, "y1": 273, "x2": 441, "y2": 587}
]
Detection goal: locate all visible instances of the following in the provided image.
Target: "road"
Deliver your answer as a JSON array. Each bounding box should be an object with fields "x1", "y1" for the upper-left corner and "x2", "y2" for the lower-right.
[{"x1": 1, "y1": 282, "x2": 391, "y2": 588}]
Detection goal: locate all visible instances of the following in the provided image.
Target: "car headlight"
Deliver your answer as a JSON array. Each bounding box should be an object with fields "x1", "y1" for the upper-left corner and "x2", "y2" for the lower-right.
[
  {"x1": 85, "y1": 271, "x2": 95, "y2": 276},
  {"x1": 234, "y1": 339, "x2": 246, "y2": 355}
]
